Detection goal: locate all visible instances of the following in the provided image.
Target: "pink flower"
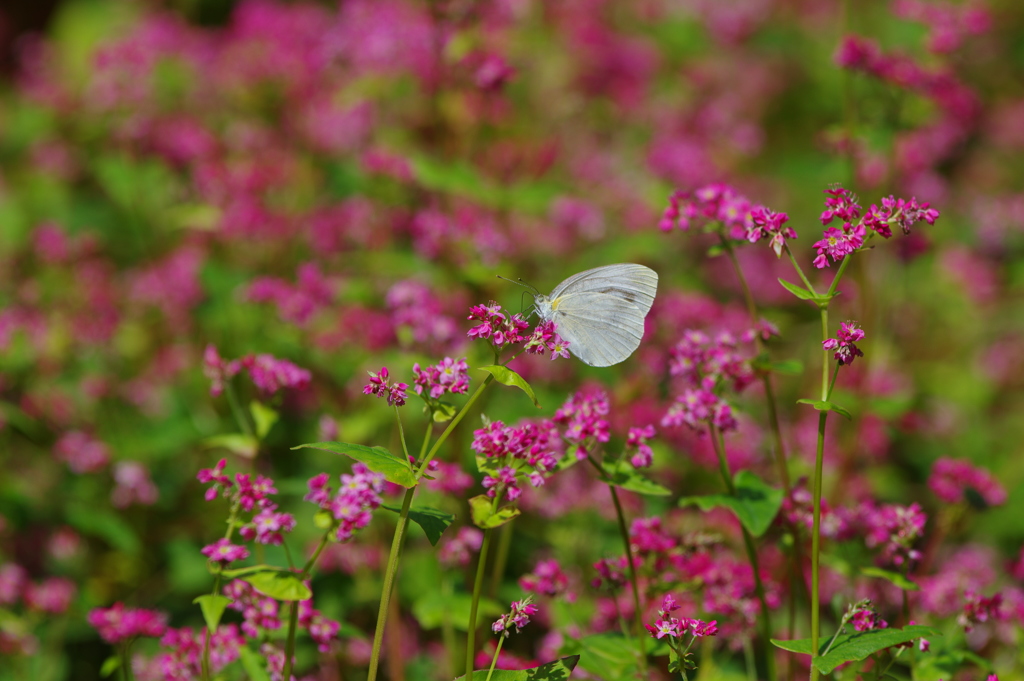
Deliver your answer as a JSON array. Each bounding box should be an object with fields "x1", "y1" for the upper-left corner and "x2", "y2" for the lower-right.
[
  {"x1": 822, "y1": 322, "x2": 865, "y2": 365},
  {"x1": 241, "y1": 354, "x2": 311, "y2": 395},
  {"x1": 519, "y1": 559, "x2": 571, "y2": 598},
  {"x1": 239, "y1": 507, "x2": 296, "y2": 546},
  {"x1": 492, "y1": 597, "x2": 538, "y2": 637},
  {"x1": 928, "y1": 457, "x2": 1006, "y2": 507},
  {"x1": 53, "y1": 431, "x2": 110, "y2": 474},
  {"x1": 363, "y1": 366, "x2": 409, "y2": 407},
  {"x1": 412, "y1": 357, "x2": 470, "y2": 399},
  {"x1": 197, "y1": 458, "x2": 233, "y2": 501},
  {"x1": 88, "y1": 603, "x2": 168, "y2": 644},
  {"x1": 23, "y1": 577, "x2": 76, "y2": 614},
  {"x1": 201, "y1": 539, "x2": 250, "y2": 564},
  {"x1": 626, "y1": 425, "x2": 656, "y2": 469},
  {"x1": 202, "y1": 345, "x2": 241, "y2": 397},
  {"x1": 111, "y1": 461, "x2": 159, "y2": 508},
  {"x1": 438, "y1": 527, "x2": 484, "y2": 568},
  {"x1": 812, "y1": 223, "x2": 865, "y2": 268},
  {"x1": 747, "y1": 207, "x2": 796, "y2": 256},
  {"x1": 305, "y1": 464, "x2": 384, "y2": 543}
]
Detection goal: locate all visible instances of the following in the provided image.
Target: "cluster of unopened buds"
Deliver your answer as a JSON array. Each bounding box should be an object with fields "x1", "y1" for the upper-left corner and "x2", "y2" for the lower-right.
[{"x1": 492, "y1": 597, "x2": 538, "y2": 638}]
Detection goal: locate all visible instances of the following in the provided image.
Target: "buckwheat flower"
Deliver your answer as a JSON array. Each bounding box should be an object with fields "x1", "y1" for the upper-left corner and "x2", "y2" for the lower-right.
[
  {"x1": 928, "y1": 457, "x2": 1007, "y2": 507},
  {"x1": 483, "y1": 465, "x2": 520, "y2": 501},
  {"x1": 662, "y1": 388, "x2": 738, "y2": 433},
  {"x1": 241, "y1": 353, "x2": 311, "y2": 395},
  {"x1": 554, "y1": 389, "x2": 610, "y2": 459},
  {"x1": 882, "y1": 195, "x2": 941, "y2": 234},
  {"x1": 363, "y1": 366, "x2": 409, "y2": 407},
  {"x1": 438, "y1": 527, "x2": 484, "y2": 568},
  {"x1": 812, "y1": 223, "x2": 866, "y2": 268},
  {"x1": 747, "y1": 207, "x2": 796, "y2": 256},
  {"x1": 23, "y1": 577, "x2": 75, "y2": 614},
  {"x1": 156, "y1": 625, "x2": 243, "y2": 679},
  {"x1": 864, "y1": 502, "x2": 926, "y2": 567},
  {"x1": 851, "y1": 604, "x2": 888, "y2": 631},
  {"x1": 423, "y1": 460, "x2": 475, "y2": 495},
  {"x1": 823, "y1": 322, "x2": 865, "y2": 365},
  {"x1": 958, "y1": 590, "x2": 1004, "y2": 632},
  {"x1": 691, "y1": 619, "x2": 719, "y2": 638},
  {"x1": 626, "y1": 425, "x2": 656, "y2": 469},
  {"x1": 88, "y1": 603, "x2": 168, "y2": 644},
  {"x1": 0, "y1": 564, "x2": 27, "y2": 605},
  {"x1": 524, "y1": 320, "x2": 570, "y2": 360},
  {"x1": 53, "y1": 430, "x2": 110, "y2": 474},
  {"x1": 111, "y1": 461, "x2": 158, "y2": 508},
  {"x1": 820, "y1": 186, "x2": 863, "y2": 225},
  {"x1": 631, "y1": 517, "x2": 677, "y2": 555},
  {"x1": 412, "y1": 357, "x2": 470, "y2": 399},
  {"x1": 492, "y1": 597, "x2": 538, "y2": 637},
  {"x1": 306, "y1": 464, "x2": 384, "y2": 542},
  {"x1": 519, "y1": 559, "x2": 571, "y2": 598},
  {"x1": 235, "y1": 473, "x2": 278, "y2": 511},
  {"x1": 201, "y1": 539, "x2": 249, "y2": 565},
  {"x1": 202, "y1": 344, "x2": 241, "y2": 397},
  {"x1": 223, "y1": 580, "x2": 281, "y2": 637},
  {"x1": 239, "y1": 506, "x2": 296, "y2": 545},
  {"x1": 592, "y1": 556, "x2": 629, "y2": 590},
  {"x1": 197, "y1": 459, "x2": 233, "y2": 500},
  {"x1": 659, "y1": 183, "x2": 760, "y2": 240},
  {"x1": 299, "y1": 598, "x2": 341, "y2": 653}
]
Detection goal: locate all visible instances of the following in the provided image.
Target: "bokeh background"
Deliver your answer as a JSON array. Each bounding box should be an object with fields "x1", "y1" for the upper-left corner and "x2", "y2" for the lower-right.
[{"x1": 2, "y1": 0, "x2": 1024, "y2": 678}]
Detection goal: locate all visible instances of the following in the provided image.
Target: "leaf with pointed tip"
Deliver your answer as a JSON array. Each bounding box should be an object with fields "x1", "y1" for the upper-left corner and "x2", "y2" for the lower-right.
[
  {"x1": 99, "y1": 656, "x2": 121, "y2": 678},
  {"x1": 778, "y1": 278, "x2": 816, "y2": 300},
  {"x1": 292, "y1": 441, "x2": 417, "y2": 487},
  {"x1": 796, "y1": 399, "x2": 852, "y2": 420},
  {"x1": 860, "y1": 567, "x2": 919, "y2": 591},
  {"x1": 238, "y1": 646, "x2": 272, "y2": 681},
  {"x1": 478, "y1": 365, "x2": 541, "y2": 408},
  {"x1": 679, "y1": 470, "x2": 783, "y2": 537},
  {"x1": 469, "y1": 494, "x2": 520, "y2": 529},
  {"x1": 601, "y1": 463, "x2": 671, "y2": 496},
  {"x1": 249, "y1": 401, "x2": 279, "y2": 440},
  {"x1": 242, "y1": 570, "x2": 312, "y2": 602},
  {"x1": 194, "y1": 594, "x2": 232, "y2": 631},
  {"x1": 382, "y1": 504, "x2": 455, "y2": 546},
  {"x1": 204, "y1": 433, "x2": 258, "y2": 459},
  {"x1": 771, "y1": 625, "x2": 940, "y2": 674},
  {"x1": 452, "y1": 656, "x2": 580, "y2": 680}
]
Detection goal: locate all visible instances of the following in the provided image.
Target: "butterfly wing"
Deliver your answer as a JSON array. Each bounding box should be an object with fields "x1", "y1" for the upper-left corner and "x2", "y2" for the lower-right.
[{"x1": 548, "y1": 264, "x2": 658, "y2": 367}]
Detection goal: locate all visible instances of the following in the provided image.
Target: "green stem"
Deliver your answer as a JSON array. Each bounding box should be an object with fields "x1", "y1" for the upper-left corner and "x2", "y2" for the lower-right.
[
  {"x1": 415, "y1": 376, "x2": 494, "y2": 479},
  {"x1": 587, "y1": 455, "x2": 648, "y2": 673},
  {"x1": 709, "y1": 425, "x2": 777, "y2": 681},
  {"x1": 810, "y1": 412, "x2": 827, "y2": 681},
  {"x1": 120, "y1": 642, "x2": 133, "y2": 681},
  {"x1": 442, "y1": 577, "x2": 458, "y2": 678},
  {"x1": 489, "y1": 521, "x2": 514, "y2": 598},
  {"x1": 484, "y1": 635, "x2": 506, "y2": 681},
  {"x1": 224, "y1": 379, "x2": 254, "y2": 439},
  {"x1": 784, "y1": 245, "x2": 818, "y2": 295},
  {"x1": 466, "y1": 527, "x2": 494, "y2": 680},
  {"x1": 281, "y1": 599, "x2": 300, "y2": 680},
  {"x1": 367, "y1": 486, "x2": 416, "y2": 681}
]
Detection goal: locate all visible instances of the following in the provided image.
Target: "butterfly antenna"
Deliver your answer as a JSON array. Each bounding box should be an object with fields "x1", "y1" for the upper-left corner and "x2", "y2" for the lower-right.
[{"x1": 496, "y1": 274, "x2": 539, "y2": 295}]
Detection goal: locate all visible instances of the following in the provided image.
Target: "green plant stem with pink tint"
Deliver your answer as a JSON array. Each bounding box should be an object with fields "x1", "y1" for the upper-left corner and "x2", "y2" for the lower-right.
[
  {"x1": 708, "y1": 424, "x2": 776, "y2": 681},
  {"x1": 466, "y1": 524, "x2": 495, "y2": 680},
  {"x1": 367, "y1": 376, "x2": 495, "y2": 681},
  {"x1": 586, "y1": 454, "x2": 648, "y2": 674},
  {"x1": 485, "y1": 634, "x2": 506, "y2": 681}
]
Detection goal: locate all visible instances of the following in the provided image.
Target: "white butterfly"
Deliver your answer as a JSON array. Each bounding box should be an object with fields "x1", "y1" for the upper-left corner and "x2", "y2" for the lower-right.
[{"x1": 533, "y1": 264, "x2": 658, "y2": 367}]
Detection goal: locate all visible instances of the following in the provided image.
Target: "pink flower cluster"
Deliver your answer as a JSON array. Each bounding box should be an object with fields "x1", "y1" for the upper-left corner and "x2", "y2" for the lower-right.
[
  {"x1": 851, "y1": 603, "x2": 888, "y2": 632},
  {"x1": 472, "y1": 419, "x2": 561, "y2": 500},
  {"x1": 662, "y1": 387, "x2": 737, "y2": 433},
  {"x1": 519, "y1": 559, "x2": 571, "y2": 599},
  {"x1": 659, "y1": 183, "x2": 763, "y2": 240},
  {"x1": 304, "y1": 463, "x2": 385, "y2": 542},
  {"x1": 363, "y1": 366, "x2": 409, "y2": 407},
  {"x1": 53, "y1": 430, "x2": 110, "y2": 474},
  {"x1": 747, "y1": 207, "x2": 796, "y2": 257},
  {"x1": 223, "y1": 579, "x2": 281, "y2": 638},
  {"x1": 668, "y1": 329, "x2": 756, "y2": 392},
  {"x1": 492, "y1": 597, "x2": 539, "y2": 637},
  {"x1": 892, "y1": 0, "x2": 990, "y2": 54},
  {"x1": 438, "y1": 527, "x2": 484, "y2": 568},
  {"x1": 645, "y1": 594, "x2": 718, "y2": 640},
  {"x1": 467, "y1": 302, "x2": 569, "y2": 359},
  {"x1": 822, "y1": 322, "x2": 866, "y2": 366},
  {"x1": 247, "y1": 263, "x2": 334, "y2": 326},
  {"x1": 203, "y1": 345, "x2": 311, "y2": 397},
  {"x1": 386, "y1": 280, "x2": 459, "y2": 350},
  {"x1": 155, "y1": 625, "x2": 245, "y2": 680},
  {"x1": 863, "y1": 502, "x2": 927, "y2": 568},
  {"x1": 0, "y1": 564, "x2": 77, "y2": 616},
  {"x1": 412, "y1": 357, "x2": 470, "y2": 399},
  {"x1": 201, "y1": 538, "x2": 250, "y2": 565},
  {"x1": 928, "y1": 457, "x2": 1007, "y2": 507},
  {"x1": 553, "y1": 389, "x2": 610, "y2": 459},
  {"x1": 626, "y1": 425, "x2": 656, "y2": 469},
  {"x1": 957, "y1": 590, "x2": 1004, "y2": 632},
  {"x1": 87, "y1": 603, "x2": 168, "y2": 644}
]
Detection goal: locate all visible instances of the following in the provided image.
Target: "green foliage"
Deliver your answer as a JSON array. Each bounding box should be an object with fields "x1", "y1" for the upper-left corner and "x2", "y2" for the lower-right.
[
  {"x1": 679, "y1": 470, "x2": 784, "y2": 537},
  {"x1": 772, "y1": 625, "x2": 940, "y2": 674},
  {"x1": 291, "y1": 442, "x2": 417, "y2": 487}
]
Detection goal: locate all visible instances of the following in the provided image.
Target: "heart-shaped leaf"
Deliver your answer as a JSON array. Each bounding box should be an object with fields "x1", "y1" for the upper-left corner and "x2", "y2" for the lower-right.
[
  {"x1": 602, "y1": 464, "x2": 671, "y2": 497},
  {"x1": 242, "y1": 570, "x2": 312, "y2": 602},
  {"x1": 194, "y1": 594, "x2": 232, "y2": 631},
  {"x1": 382, "y1": 504, "x2": 455, "y2": 546},
  {"x1": 478, "y1": 365, "x2": 541, "y2": 408},
  {"x1": 469, "y1": 494, "x2": 520, "y2": 529}
]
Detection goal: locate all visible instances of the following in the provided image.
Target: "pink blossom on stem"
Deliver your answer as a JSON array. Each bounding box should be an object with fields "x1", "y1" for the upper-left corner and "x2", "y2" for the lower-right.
[
  {"x1": 822, "y1": 322, "x2": 865, "y2": 365},
  {"x1": 202, "y1": 345, "x2": 241, "y2": 397},
  {"x1": 492, "y1": 597, "x2": 538, "y2": 637},
  {"x1": 241, "y1": 353, "x2": 311, "y2": 395},
  {"x1": 412, "y1": 357, "x2": 470, "y2": 399},
  {"x1": 88, "y1": 603, "x2": 168, "y2": 644},
  {"x1": 747, "y1": 207, "x2": 796, "y2": 256},
  {"x1": 928, "y1": 457, "x2": 1006, "y2": 507},
  {"x1": 53, "y1": 430, "x2": 110, "y2": 474},
  {"x1": 363, "y1": 366, "x2": 408, "y2": 407},
  {"x1": 201, "y1": 539, "x2": 249, "y2": 564}
]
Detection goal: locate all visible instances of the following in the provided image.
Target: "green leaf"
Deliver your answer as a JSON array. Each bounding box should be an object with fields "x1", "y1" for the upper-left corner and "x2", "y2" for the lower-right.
[
  {"x1": 778, "y1": 278, "x2": 816, "y2": 300},
  {"x1": 204, "y1": 433, "x2": 259, "y2": 459},
  {"x1": 382, "y1": 504, "x2": 455, "y2": 546},
  {"x1": 99, "y1": 656, "x2": 121, "y2": 678},
  {"x1": 469, "y1": 494, "x2": 521, "y2": 529},
  {"x1": 66, "y1": 502, "x2": 141, "y2": 554},
  {"x1": 249, "y1": 401, "x2": 279, "y2": 440},
  {"x1": 433, "y1": 401, "x2": 457, "y2": 422},
  {"x1": 679, "y1": 470, "x2": 783, "y2": 537},
  {"x1": 412, "y1": 591, "x2": 503, "y2": 630},
  {"x1": 452, "y1": 656, "x2": 580, "y2": 680},
  {"x1": 478, "y1": 365, "x2": 541, "y2": 408},
  {"x1": 238, "y1": 646, "x2": 272, "y2": 681},
  {"x1": 860, "y1": 567, "x2": 919, "y2": 591},
  {"x1": 193, "y1": 594, "x2": 232, "y2": 632},
  {"x1": 220, "y1": 564, "x2": 278, "y2": 579},
  {"x1": 796, "y1": 399, "x2": 852, "y2": 420},
  {"x1": 242, "y1": 570, "x2": 313, "y2": 602},
  {"x1": 602, "y1": 464, "x2": 671, "y2": 496},
  {"x1": 292, "y1": 441, "x2": 417, "y2": 488},
  {"x1": 562, "y1": 633, "x2": 642, "y2": 679},
  {"x1": 771, "y1": 625, "x2": 941, "y2": 674}
]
